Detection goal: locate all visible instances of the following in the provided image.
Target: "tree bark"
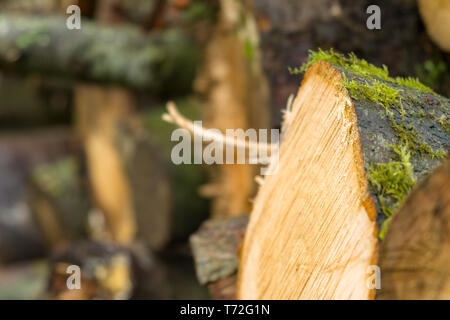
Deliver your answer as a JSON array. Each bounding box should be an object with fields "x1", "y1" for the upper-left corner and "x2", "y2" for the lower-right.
[{"x1": 190, "y1": 216, "x2": 248, "y2": 299}]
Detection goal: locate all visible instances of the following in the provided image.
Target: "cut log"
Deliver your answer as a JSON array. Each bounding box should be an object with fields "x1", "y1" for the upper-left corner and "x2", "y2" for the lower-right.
[
  {"x1": 378, "y1": 158, "x2": 450, "y2": 300},
  {"x1": 418, "y1": 0, "x2": 450, "y2": 52},
  {"x1": 0, "y1": 14, "x2": 198, "y2": 95},
  {"x1": 237, "y1": 56, "x2": 449, "y2": 299},
  {"x1": 195, "y1": 0, "x2": 271, "y2": 218}
]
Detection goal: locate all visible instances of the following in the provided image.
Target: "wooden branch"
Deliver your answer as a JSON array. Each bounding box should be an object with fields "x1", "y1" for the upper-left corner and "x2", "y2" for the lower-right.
[
  {"x1": 378, "y1": 158, "x2": 450, "y2": 299},
  {"x1": 0, "y1": 14, "x2": 198, "y2": 94},
  {"x1": 237, "y1": 61, "x2": 449, "y2": 299},
  {"x1": 163, "y1": 102, "x2": 277, "y2": 155}
]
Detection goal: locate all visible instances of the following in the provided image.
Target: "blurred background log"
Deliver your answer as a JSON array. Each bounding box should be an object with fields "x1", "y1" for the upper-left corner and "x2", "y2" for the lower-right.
[
  {"x1": 379, "y1": 158, "x2": 450, "y2": 300},
  {"x1": 0, "y1": 14, "x2": 199, "y2": 95},
  {"x1": 418, "y1": 0, "x2": 450, "y2": 52},
  {"x1": 195, "y1": 0, "x2": 271, "y2": 218}
]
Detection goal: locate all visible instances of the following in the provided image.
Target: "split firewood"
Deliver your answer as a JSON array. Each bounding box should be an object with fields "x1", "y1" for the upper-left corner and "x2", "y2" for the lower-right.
[
  {"x1": 378, "y1": 158, "x2": 450, "y2": 300},
  {"x1": 237, "y1": 50, "x2": 449, "y2": 299},
  {"x1": 418, "y1": 0, "x2": 450, "y2": 52},
  {"x1": 190, "y1": 215, "x2": 248, "y2": 299},
  {"x1": 195, "y1": 0, "x2": 271, "y2": 218}
]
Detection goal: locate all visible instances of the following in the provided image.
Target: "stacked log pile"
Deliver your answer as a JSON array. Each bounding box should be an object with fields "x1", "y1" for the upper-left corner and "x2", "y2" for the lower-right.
[{"x1": 190, "y1": 51, "x2": 449, "y2": 300}]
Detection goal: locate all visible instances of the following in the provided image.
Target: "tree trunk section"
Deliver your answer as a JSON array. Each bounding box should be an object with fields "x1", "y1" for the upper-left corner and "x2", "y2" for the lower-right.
[{"x1": 237, "y1": 61, "x2": 449, "y2": 299}]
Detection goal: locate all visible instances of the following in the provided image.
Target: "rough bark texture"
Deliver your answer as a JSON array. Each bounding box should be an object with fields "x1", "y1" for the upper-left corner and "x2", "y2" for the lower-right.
[
  {"x1": 338, "y1": 65, "x2": 450, "y2": 224},
  {"x1": 190, "y1": 215, "x2": 248, "y2": 285},
  {"x1": 238, "y1": 61, "x2": 449, "y2": 299},
  {"x1": 195, "y1": 0, "x2": 271, "y2": 218},
  {"x1": 378, "y1": 158, "x2": 450, "y2": 300},
  {"x1": 0, "y1": 14, "x2": 198, "y2": 94}
]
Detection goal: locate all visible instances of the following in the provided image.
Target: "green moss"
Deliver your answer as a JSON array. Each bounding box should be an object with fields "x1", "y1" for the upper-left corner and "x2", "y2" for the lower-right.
[
  {"x1": 368, "y1": 144, "x2": 416, "y2": 239},
  {"x1": 290, "y1": 49, "x2": 434, "y2": 93},
  {"x1": 342, "y1": 74, "x2": 442, "y2": 158}
]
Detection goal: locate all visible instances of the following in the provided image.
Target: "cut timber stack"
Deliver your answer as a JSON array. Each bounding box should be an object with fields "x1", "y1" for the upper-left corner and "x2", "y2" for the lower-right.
[{"x1": 237, "y1": 52, "x2": 449, "y2": 299}]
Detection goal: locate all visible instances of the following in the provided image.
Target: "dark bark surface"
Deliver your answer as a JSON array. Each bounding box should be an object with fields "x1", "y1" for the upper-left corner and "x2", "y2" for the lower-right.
[
  {"x1": 334, "y1": 64, "x2": 450, "y2": 225},
  {"x1": 190, "y1": 215, "x2": 248, "y2": 285}
]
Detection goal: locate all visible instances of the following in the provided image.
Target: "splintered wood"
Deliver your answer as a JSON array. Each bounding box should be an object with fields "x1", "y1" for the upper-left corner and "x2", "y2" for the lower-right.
[{"x1": 238, "y1": 62, "x2": 379, "y2": 299}]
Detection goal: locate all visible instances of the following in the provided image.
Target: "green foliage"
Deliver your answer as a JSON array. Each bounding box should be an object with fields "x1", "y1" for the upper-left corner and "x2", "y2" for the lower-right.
[
  {"x1": 368, "y1": 144, "x2": 416, "y2": 239},
  {"x1": 290, "y1": 49, "x2": 434, "y2": 93}
]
